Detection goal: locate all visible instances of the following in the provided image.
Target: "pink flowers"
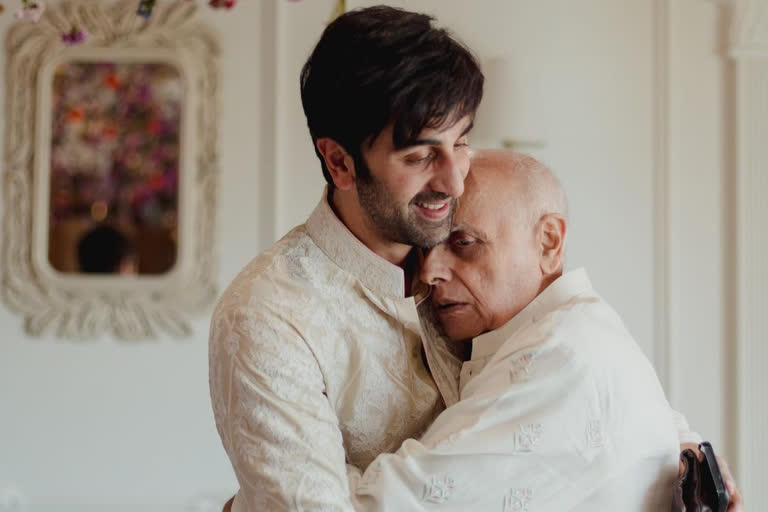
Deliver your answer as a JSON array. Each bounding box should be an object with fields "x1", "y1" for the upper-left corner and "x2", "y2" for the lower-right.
[
  {"x1": 15, "y1": 0, "x2": 45, "y2": 22},
  {"x1": 209, "y1": 0, "x2": 236, "y2": 8}
]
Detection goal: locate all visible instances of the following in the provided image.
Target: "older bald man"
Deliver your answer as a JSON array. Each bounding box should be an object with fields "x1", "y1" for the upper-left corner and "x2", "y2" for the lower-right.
[{"x1": 345, "y1": 151, "x2": 735, "y2": 511}]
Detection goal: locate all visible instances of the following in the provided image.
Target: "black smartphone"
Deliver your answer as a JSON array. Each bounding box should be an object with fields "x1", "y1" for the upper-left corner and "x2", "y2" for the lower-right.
[{"x1": 699, "y1": 441, "x2": 730, "y2": 512}]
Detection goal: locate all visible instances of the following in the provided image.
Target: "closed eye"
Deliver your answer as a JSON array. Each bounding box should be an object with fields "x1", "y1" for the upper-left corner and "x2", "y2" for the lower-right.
[
  {"x1": 405, "y1": 152, "x2": 436, "y2": 166},
  {"x1": 450, "y1": 234, "x2": 477, "y2": 248}
]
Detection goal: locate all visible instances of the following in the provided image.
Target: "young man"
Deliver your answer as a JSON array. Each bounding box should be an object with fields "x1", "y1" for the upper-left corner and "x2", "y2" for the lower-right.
[
  {"x1": 209, "y1": 7, "x2": 732, "y2": 512},
  {"x1": 209, "y1": 7, "x2": 482, "y2": 511},
  {"x1": 347, "y1": 151, "x2": 743, "y2": 511}
]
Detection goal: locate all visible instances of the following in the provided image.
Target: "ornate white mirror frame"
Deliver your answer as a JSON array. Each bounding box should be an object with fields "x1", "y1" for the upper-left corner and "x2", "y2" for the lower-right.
[{"x1": 2, "y1": 0, "x2": 220, "y2": 339}]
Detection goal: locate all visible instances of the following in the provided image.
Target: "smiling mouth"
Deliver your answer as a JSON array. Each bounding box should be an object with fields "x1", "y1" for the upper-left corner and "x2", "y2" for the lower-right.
[{"x1": 414, "y1": 200, "x2": 451, "y2": 220}]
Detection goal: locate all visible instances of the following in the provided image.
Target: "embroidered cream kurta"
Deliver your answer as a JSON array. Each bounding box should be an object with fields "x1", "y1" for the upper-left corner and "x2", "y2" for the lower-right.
[
  {"x1": 209, "y1": 193, "x2": 445, "y2": 512},
  {"x1": 348, "y1": 269, "x2": 683, "y2": 511},
  {"x1": 210, "y1": 192, "x2": 700, "y2": 512}
]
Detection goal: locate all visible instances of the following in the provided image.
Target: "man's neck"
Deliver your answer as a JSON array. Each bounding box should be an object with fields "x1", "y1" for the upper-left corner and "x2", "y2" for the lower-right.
[
  {"x1": 477, "y1": 270, "x2": 565, "y2": 339},
  {"x1": 331, "y1": 189, "x2": 413, "y2": 269}
]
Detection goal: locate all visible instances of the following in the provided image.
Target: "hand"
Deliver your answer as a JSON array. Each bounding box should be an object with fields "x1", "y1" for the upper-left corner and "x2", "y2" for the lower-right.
[
  {"x1": 678, "y1": 443, "x2": 744, "y2": 511},
  {"x1": 717, "y1": 456, "x2": 744, "y2": 512},
  {"x1": 679, "y1": 443, "x2": 700, "y2": 476}
]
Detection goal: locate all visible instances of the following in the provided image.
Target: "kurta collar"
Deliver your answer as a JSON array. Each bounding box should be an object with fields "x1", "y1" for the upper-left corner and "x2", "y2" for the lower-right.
[
  {"x1": 471, "y1": 268, "x2": 593, "y2": 360},
  {"x1": 306, "y1": 188, "x2": 415, "y2": 299}
]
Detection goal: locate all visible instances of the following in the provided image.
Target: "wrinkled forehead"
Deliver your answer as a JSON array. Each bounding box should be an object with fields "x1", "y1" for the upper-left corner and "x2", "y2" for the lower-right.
[{"x1": 453, "y1": 168, "x2": 509, "y2": 233}]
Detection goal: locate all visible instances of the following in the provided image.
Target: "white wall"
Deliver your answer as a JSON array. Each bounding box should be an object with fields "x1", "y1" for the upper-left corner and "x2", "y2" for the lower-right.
[
  {"x1": 0, "y1": 0, "x2": 738, "y2": 509},
  {"x1": 667, "y1": 0, "x2": 729, "y2": 458},
  {"x1": 0, "y1": 2, "x2": 270, "y2": 510}
]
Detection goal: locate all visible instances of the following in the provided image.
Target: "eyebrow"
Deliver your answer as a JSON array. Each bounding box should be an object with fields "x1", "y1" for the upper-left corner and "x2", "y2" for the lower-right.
[
  {"x1": 404, "y1": 120, "x2": 475, "y2": 148},
  {"x1": 451, "y1": 222, "x2": 488, "y2": 241}
]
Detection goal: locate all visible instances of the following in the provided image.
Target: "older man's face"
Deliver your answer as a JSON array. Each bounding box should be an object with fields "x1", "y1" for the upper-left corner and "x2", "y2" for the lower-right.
[{"x1": 420, "y1": 171, "x2": 543, "y2": 341}]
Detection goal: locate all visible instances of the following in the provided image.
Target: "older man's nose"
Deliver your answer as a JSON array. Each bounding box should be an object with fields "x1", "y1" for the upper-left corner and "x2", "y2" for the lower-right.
[{"x1": 421, "y1": 246, "x2": 451, "y2": 285}]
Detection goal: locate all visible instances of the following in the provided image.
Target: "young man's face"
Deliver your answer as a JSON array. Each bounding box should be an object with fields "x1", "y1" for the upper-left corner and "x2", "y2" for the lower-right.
[{"x1": 355, "y1": 116, "x2": 473, "y2": 249}]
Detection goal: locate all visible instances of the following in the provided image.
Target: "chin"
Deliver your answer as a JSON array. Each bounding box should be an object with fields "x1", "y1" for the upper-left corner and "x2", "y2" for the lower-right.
[
  {"x1": 407, "y1": 225, "x2": 451, "y2": 249},
  {"x1": 442, "y1": 324, "x2": 478, "y2": 343}
]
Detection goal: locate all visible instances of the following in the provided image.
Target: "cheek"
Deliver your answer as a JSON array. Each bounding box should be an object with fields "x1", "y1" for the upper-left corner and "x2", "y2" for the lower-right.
[
  {"x1": 458, "y1": 152, "x2": 471, "y2": 180},
  {"x1": 389, "y1": 171, "x2": 429, "y2": 202},
  {"x1": 462, "y1": 267, "x2": 497, "y2": 319}
]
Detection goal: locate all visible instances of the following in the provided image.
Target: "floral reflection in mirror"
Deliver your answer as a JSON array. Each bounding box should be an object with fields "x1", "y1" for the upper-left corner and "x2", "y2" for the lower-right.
[{"x1": 49, "y1": 61, "x2": 181, "y2": 275}]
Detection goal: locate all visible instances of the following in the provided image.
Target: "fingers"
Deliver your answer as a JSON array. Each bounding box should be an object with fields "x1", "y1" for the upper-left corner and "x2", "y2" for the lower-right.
[{"x1": 716, "y1": 457, "x2": 744, "y2": 511}]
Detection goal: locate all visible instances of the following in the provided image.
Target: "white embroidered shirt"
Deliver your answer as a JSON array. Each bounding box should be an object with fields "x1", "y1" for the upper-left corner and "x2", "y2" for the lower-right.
[
  {"x1": 209, "y1": 193, "x2": 443, "y2": 512},
  {"x1": 348, "y1": 269, "x2": 686, "y2": 511}
]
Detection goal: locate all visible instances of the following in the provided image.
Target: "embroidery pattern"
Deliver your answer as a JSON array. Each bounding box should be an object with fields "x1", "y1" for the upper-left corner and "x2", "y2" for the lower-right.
[
  {"x1": 586, "y1": 419, "x2": 605, "y2": 448},
  {"x1": 503, "y1": 488, "x2": 533, "y2": 512},
  {"x1": 509, "y1": 352, "x2": 538, "y2": 382},
  {"x1": 514, "y1": 423, "x2": 543, "y2": 452},
  {"x1": 422, "y1": 475, "x2": 455, "y2": 504}
]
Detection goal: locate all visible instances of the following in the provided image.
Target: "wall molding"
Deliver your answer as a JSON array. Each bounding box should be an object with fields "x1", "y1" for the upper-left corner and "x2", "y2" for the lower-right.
[
  {"x1": 730, "y1": 0, "x2": 768, "y2": 57},
  {"x1": 653, "y1": 0, "x2": 673, "y2": 397},
  {"x1": 729, "y1": 0, "x2": 768, "y2": 508}
]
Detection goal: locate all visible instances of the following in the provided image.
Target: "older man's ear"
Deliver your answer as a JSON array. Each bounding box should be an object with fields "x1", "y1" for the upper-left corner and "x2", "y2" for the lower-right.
[{"x1": 537, "y1": 213, "x2": 567, "y2": 275}]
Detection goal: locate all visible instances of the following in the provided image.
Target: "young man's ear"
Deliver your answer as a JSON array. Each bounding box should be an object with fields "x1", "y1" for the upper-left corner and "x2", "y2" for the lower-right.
[
  {"x1": 538, "y1": 213, "x2": 567, "y2": 274},
  {"x1": 316, "y1": 138, "x2": 357, "y2": 190}
]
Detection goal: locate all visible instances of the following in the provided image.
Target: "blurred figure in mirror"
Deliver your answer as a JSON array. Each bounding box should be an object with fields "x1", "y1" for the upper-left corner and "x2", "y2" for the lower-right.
[{"x1": 76, "y1": 224, "x2": 136, "y2": 275}]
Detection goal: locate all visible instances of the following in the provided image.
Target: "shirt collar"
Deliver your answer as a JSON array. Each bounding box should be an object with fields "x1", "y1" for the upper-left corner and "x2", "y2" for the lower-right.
[
  {"x1": 470, "y1": 268, "x2": 593, "y2": 360},
  {"x1": 306, "y1": 188, "x2": 419, "y2": 299}
]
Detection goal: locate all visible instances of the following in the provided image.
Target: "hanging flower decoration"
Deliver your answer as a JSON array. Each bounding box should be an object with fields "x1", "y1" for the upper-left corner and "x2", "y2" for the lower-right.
[
  {"x1": 15, "y1": 0, "x2": 44, "y2": 22},
  {"x1": 136, "y1": 0, "x2": 156, "y2": 19},
  {"x1": 61, "y1": 25, "x2": 87, "y2": 45},
  {"x1": 208, "y1": 0, "x2": 236, "y2": 9}
]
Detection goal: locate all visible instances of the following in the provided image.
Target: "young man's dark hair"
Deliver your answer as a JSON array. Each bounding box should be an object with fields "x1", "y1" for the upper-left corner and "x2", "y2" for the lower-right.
[{"x1": 300, "y1": 5, "x2": 484, "y2": 187}]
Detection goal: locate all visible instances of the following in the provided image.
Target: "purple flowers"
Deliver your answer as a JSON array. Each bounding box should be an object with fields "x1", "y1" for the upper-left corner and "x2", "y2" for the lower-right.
[{"x1": 61, "y1": 26, "x2": 87, "y2": 46}]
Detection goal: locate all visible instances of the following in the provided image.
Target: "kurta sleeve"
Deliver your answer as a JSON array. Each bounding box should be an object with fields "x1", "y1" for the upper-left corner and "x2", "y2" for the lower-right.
[{"x1": 210, "y1": 304, "x2": 356, "y2": 512}]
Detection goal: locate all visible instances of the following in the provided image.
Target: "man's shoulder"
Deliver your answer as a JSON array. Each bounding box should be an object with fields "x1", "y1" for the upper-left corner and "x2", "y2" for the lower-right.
[
  {"x1": 538, "y1": 292, "x2": 627, "y2": 340},
  {"x1": 221, "y1": 224, "x2": 330, "y2": 296},
  {"x1": 499, "y1": 293, "x2": 634, "y2": 369},
  {"x1": 212, "y1": 223, "x2": 354, "y2": 331}
]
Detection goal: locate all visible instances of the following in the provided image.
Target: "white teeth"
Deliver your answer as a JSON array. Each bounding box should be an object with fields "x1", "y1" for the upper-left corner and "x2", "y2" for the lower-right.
[{"x1": 417, "y1": 202, "x2": 446, "y2": 210}]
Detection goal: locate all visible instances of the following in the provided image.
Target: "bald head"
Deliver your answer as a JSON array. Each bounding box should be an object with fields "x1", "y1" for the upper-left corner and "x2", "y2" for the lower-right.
[
  {"x1": 466, "y1": 150, "x2": 568, "y2": 230},
  {"x1": 420, "y1": 150, "x2": 569, "y2": 341}
]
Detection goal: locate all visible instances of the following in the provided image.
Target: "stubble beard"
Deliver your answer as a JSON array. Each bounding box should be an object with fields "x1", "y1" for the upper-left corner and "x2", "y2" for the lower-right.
[{"x1": 355, "y1": 161, "x2": 454, "y2": 250}]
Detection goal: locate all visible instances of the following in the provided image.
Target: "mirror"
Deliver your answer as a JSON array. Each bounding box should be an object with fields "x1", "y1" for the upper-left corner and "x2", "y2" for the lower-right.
[
  {"x1": 2, "y1": 0, "x2": 220, "y2": 339},
  {"x1": 49, "y1": 61, "x2": 182, "y2": 275}
]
